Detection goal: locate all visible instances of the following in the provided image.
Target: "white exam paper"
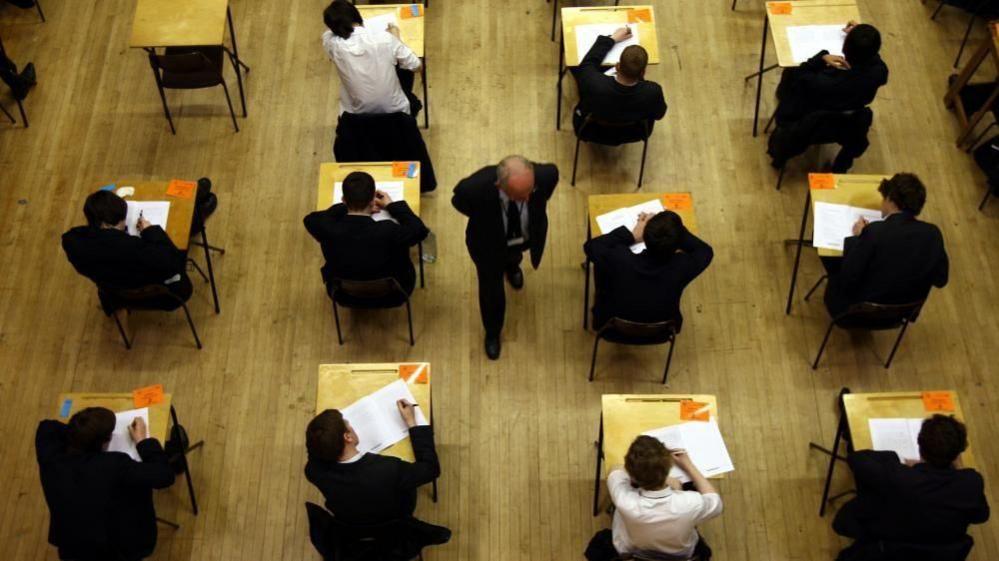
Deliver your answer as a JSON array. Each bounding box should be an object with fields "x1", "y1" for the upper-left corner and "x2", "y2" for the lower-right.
[
  {"x1": 341, "y1": 379, "x2": 428, "y2": 455},
  {"x1": 786, "y1": 24, "x2": 846, "y2": 65},
  {"x1": 643, "y1": 420, "x2": 735, "y2": 483},
  {"x1": 812, "y1": 201, "x2": 881, "y2": 251},
  {"x1": 108, "y1": 407, "x2": 150, "y2": 462},
  {"x1": 364, "y1": 12, "x2": 399, "y2": 33},
  {"x1": 574, "y1": 23, "x2": 640, "y2": 65},
  {"x1": 125, "y1": 201, "x2": 170, "y2": 237},
  {"x1": 869, "y1": 418, "x2": 925, "y2": 463},
  {"x1": 332, "y1": 181, "x2": 406, "y2": 222},
  {"x1": 595, "y1": 198, "x2": 665, "y2": 253}
]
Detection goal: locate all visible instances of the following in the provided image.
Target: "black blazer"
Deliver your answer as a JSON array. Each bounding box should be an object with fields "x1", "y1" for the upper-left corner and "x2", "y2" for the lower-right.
[
  {"x1": 835, "y1": 450, "x2": 989, "y2": 544},
  {"x1": 35, "y1": 420, "x2": 175, "y2": 561},
  {"x1": 303, "y1": 201, "x2": 429, "y2": 294},
  {"x1": 62, "y1": 226, "x2": 187, "y2": 289},
  {"x1": 584, "y1": 225, "x2": 713, "y2": 330},
  {"x1": 333, "y1": 112, "x2": 437, "y2": 193},
  {"x1": 825, "y1": 212, "x2": 949, "y2": 316},
  {"x1": 451, "y1": 163, "x2": 559, "y2": 270},
  {"x1": 776, "y1": 50, "x2": 888, "y2": 125}
]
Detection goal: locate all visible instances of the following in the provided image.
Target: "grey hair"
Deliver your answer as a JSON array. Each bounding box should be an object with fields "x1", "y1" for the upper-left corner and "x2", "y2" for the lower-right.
[{"x1": 496, "y1": 155, "x2": 533, "y2": 188}]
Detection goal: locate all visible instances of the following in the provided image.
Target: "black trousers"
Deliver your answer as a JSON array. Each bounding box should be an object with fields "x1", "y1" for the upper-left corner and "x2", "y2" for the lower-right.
[
  {"x1": 6, "y1": 0, "x2": 37, "y2": 8},
  {"x1": 584, "y1": 528, "x2": 713, "y2": 561},
  {"x1": 473, "y1": 246, "x2": 525, "y2": 338},
  {"x1": 395, "y1": 67, "x2": 421, "y2": 119}
]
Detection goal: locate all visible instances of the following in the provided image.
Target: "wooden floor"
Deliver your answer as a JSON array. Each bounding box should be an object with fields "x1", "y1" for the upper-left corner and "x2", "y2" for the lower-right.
[{"x1": 2, "y1": 0, "x2": 999, "y2": 559}]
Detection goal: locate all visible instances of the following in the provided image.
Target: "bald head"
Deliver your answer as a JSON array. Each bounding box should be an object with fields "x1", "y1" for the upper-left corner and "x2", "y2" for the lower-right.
[{"x1": 497, "y1": 155, "x2": 535, "y2": 202}]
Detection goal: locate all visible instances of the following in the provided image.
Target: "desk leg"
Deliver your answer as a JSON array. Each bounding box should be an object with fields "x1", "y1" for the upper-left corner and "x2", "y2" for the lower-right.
[
  {"x1": 958, "y1": 85, "x2": 999, "y2": 148},
  {"x1": 170, "y1": 406, "x2": 203, "y2": 515},
  {"x1": 418, "y1": 241, "x2": 425, "y2": 288},
  {"x1": 583, "y1": 221, "x2": 591, "y2": 330},
  {"x1": 816, "y1": 393, "x2": 848, "y2": 517},
  {"x1": 551, "y1": 0, "x2": 558, "y2": 42},
  {"x1": 557, "y1": 29, "x2": 566, "y2": 131},
  {"x1": 945, "y1": 40, "x2": 989, "y2": 108},
  {"x1": 421, "y1": 58, "x2": 429, "y2": 129},
  {"x1": 752, "y1": 15, "x2": 769, "y2": 137},
  {"x1": 227, "y1": 6, "x2": 248, "y2": 117},
  {"x1": 592, "y1": 414, "x2": 604, "y2": 516},
  {"x1": 786, "y1": 189, "x2": 810, "y2": 315}
]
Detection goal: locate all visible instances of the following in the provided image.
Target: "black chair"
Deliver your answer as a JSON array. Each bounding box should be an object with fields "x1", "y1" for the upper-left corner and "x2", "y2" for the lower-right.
[
  {"x1": 329, "y1": 278, "x2": 415, "y2": 346},
  {"x1": 768, "y1": 108, "x2": 873, "y2": 190},
  {"x1": 187, "y1": 178, "x2": 223, "y2": 314},
  {"x1": 98, "y1": 284, "x2": 202, "y2": 350},
  {"x1": 572, "y1": 114, "x2": 652, "y2": 188},
  {"x1": 304, "y1": 503, "x2": 426, "y2": 561},
  {"x1": 0, "y1": 35, "x2": 29, "y2": 127},
  {"x1": 147, "y1": 47, "x2": 242, "y2": 134},
  {"x1": 971, "y1": 132, "x2": 999, "y2": 209},
  {"x1": 804, "y1": 276, "x2": 923, "y2": 370},
  {"x1": 589, "y1": 318, "x2": 678, "y2": 384},
  {"x1": 927, "y1": 0, "x2": 999, "y2": 67},
  {"x1": 838, "y1": 535, "x2": 974, "y2": 561}
]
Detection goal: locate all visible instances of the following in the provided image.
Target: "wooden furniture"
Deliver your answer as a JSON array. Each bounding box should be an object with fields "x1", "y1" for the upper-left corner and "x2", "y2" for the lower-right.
[
  {"x1": 101, "y1": 180, "x2": 198, "y2": 250},
  {"x1": 593, "y1": 394, "x2": 719, "y2": 515},
  {"x1": 583, "y1": 193, "x2": 697, "y2": 329},
  {"x1": 356, "y1": 4, "x2": 429, "y2": 128},
  {"x1": 944, "y1": 21, "x2": 999, "y2": 148}
]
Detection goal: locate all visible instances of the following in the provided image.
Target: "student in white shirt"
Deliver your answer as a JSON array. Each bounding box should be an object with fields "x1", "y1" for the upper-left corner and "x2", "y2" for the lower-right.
[
  {"x1": 586, "y1": 435, "x2": 722, "y2": 561},
  {"x1": 321, "y1": 0, "x2": 423, "y2": 117}
]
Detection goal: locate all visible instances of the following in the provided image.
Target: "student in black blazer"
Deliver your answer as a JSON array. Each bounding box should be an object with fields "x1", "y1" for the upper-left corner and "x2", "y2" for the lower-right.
[
  {"x1": 305, "y1": 403, "x2": 450, "y2": 557},
  {"x1": 823, "y1": 173, "x2": 949, "y2": 317},
  {"x1": 303, "y1": 171, "x2": 429, "y2": 305},
  {"x1": 571, "y1": 27, "x2": 667, "y2": 143},
  {"x1": 61, "y1": 190, "x2": 192, "y2": 314},
  {"x1": 584, "y1": 210, "x2": 713, "y2": 331},
  {"x1": 451, "y1": 156, "x2": 559, "y2": 359},
  {"x1": 36, "y1": 407, "x2": 176, "y2": 561},
  {"x1": 834, "y1": 415, "x2": 989, "y2": 560}
]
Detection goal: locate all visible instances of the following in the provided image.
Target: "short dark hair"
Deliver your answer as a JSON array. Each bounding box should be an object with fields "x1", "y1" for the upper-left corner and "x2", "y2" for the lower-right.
[
  {"x1": 625, "y1": 435, "x2": 670, "y2": 490},
  {"x1": 643, "y1": 211, "x2": 684, "y2": 259},
  {"x1": 83, "y1": 190, "x2": 127, "y2": 228},
  {"x1": 618, "y1": 45, "x2": 649, "y2": 81},
  {"x1": 341, "y1": 172, "x2": 376, "y2": 211},
  {"x1": 67, "y1": 407, "x2": 115, "y2": 453},
  {"x1": 306, "y1": 409, "x2": 348, "y2": 462},
  {"x1": 878, "y1": 173, "x2": 927, "y2": 215},
  {"x1": 918, "y1": 414, "x2": 968, "y2": 469},
  {"x1": 324, "y1": 0, "x2": 362, "y2": 39},
  {"x1": 843, "y1": 24, "x2": 881, "y2": 65}
]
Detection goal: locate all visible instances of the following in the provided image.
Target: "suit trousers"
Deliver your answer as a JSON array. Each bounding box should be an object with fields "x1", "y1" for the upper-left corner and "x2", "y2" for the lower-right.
[
  {"x1": 473, "y1": 245, "x2": 525, "y2": 338},
  {"x1": 395, "y1": 67, "x2": 422, "y2": 119}
]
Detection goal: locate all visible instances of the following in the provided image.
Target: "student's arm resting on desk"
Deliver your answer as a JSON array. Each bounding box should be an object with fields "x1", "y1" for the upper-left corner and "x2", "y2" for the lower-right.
[
  {"x1": 837, "y1": 228, "x2": 876, "y2": 294},
  {"x1": 391, "y1": 35, "x2": 421, "y2": 72},
  {"x1": 676, "y1": 227, "x2": 714, "y2": 281},
  {"x1": 385, "y1": 201, "x2": 430, "y2": 246},
  {"x1": 396, "y1": 425, "x2": 440, "y2": 489},
  {"x1": 573, "y1": 35, "x2": 616, "y2": 81},
  {"x1": 847, "y1": 449, "x2": 901, "y2": 495},
  {"x1": 136, "y1": 226, "x2": 186, "y2": 278},
  {"x1": 584, "y1": 226, "x2": 635, "y2": 269},
  {"x1": 303, "y1": 205, "x2": 348, "y2": 241},
  {"x1": 35, "y1": 420, "x2": 68, "y2": 464},
  {"x1": 119, "y1": 438, "x2": 176, "y2": 490}
]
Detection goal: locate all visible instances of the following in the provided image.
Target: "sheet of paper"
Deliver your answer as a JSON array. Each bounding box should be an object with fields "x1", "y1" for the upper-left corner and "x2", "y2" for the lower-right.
[
  {"x1": 644, "y1": 420, "x2": 735, "y2": 483},
  {"x1": 812, "y1": 201, "x2": 881, "y2": 251},
  {"x1": 364, "y1": 12, "x2": 399, "y2": 32},
  {"x1": 786, "y1": 24, "x2": 846, "y2": 64},
  {"x1": 107, "y1": 407, "x2": 149, "y2": 462},
  {"x1": 869, "y1": 418, "x2": 925, "y2": 463},
  {"x1": 332, "y1": 181, "x2": 405, "y2": 222},
  {"x1": 125, "y1": 201, "x2": 170, "y2": 237},
  {"x1": 574, "y1": 23, "x2": 640, "y2": 65},
  {"x1": 595, "y1": 198, "x2": 665, "y2": 253},
  {"x1": 341, "y1": 380, "x2": 428, "y2": 455}
]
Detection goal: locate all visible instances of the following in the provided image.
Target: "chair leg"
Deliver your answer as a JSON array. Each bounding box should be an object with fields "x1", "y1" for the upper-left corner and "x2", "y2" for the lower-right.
[
  {"x1": 804, "y1": 275, "x2": 828, "y2": 302},
  {"x1": 884, "y1": 320, "x2": 911, "y2": 369},
  {"x1": 332, "y1": 300, "x2": 344, "y2": 345},
  {"x1": 980, "y1": 185, "x2": 993, "y2": 210},
  {"x1": 588, "y1": 335, "x2": 600, "y2": 382},
  {"x1": 812, "y1": 321, "x2": 836, "y2": 370},
  {"x1": 112, "y1": 311, "x2": 132, "y2": 350},
  {"x1": 731, "y1": 0, "x2": 737, "y2": 9},
  {"x1": 200, "y1": 228, "x2": 221, "y2": 314},
  {"x1": 15, "y1": 97, "x2": 28, "y2": 128},
  {"x1": 550, "y1": 0, "x2": 558, "y2": 41},
  {"x1": 954, "y1": 14, "x2": 978, "y2": 68},
  {"x1": 154, "y1": 77, "x2": 176, "y2": 135},
  {"x1": 764, "y1": 108, "x2": 777, "y2": 134},
  {"x1": 188, "y1": 259, "x2": 209, "y2": 282},
  {"x1": 180, "y1": 304, "x2": 203, "y2": 349},
  {"x1": 776, "y1": 166, "x2": 786, "y2": 191},
  {"x1": 35, "y1": 0, "x2": 45, "y2": 22},
  {"x1": 0, "y1": 102, "x2": 15, "y2": 124},
  {"x1": 571, "y1": 136, "x2": 582, "y2": 186},
  {"x1": 930, "y1": 0, "x2": 945, "y2": 19},
  {"x1": 405, "y1": 299, "x2": 415, "y2": 346},
  {"x1": 965, "y1": 121, "x2": 995, "y2": 153},
  {"x1": 661, "y1": 336, "x2": 676, "y2": 385},
  {"x1": 637, "y1": 138, "x2": 649, "y2": 189},
  {"x1": 220, "y1": 80, "x2": 240, "y2": 133}
]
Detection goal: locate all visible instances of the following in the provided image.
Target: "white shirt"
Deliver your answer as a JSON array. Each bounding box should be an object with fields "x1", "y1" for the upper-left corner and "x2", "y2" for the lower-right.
[
  {"x1": 322, "y1": 26, "x2": 421, "y2": 115},
  {"x1": 498, "y1": 189, "x2": 530, "y2": 246},
  {"x1": 338, "y1": 451, "x2": 364, "y2": 464},
  {"x1": 608, "y1": 469, "x2": 723, "y2": 559}
]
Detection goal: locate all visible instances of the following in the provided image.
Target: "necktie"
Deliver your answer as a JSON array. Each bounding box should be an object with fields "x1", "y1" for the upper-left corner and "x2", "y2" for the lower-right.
[{"x1": 506, "y1": 200, "x2": 523, "y2": 241}]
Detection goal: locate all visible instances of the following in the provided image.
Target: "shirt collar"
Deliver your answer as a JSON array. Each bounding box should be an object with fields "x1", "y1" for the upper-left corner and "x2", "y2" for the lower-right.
[
  {"x1": 339, "y1": 451, "x2": 364, "y2": 464},
  {"x1": 639, "y1": 487, "x2": 674, "y2": 500}
]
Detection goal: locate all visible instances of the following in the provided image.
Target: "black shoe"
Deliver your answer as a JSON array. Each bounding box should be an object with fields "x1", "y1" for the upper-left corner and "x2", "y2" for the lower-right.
[
  {"x1": 485, "y1": 336, "x2": 501, "y2": 360},
  {"x1": 506, "y1": 266, "x2": 524, "y2": 290}
]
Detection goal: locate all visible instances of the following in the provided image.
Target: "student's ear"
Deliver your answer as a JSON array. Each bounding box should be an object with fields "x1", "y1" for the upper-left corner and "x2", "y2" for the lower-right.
[{"x1": 615, "y1": 62, "x2": 622, "y2": 74}]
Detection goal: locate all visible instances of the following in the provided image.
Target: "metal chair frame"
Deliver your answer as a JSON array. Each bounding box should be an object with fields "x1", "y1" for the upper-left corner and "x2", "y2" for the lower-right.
[
  {"x1": 572, "y1": 114, "x2": 651, "y2": 189},
  {"x1": 329, "y1": 278, "x2": 415, "y2": 346},
  {"x1": 588, "y1": 318, "x2": 678, "y2": 384}
]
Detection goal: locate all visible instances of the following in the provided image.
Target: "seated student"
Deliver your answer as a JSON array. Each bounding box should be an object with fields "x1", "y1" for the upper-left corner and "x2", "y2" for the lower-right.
[
  {"x1": 305, "y1": 401, "x2": 450, "y2": 556},
  {"x1": 570, "y1": 27, "x2": 667, "y2": 142},
  {"x1": 586, "y1": 435, "x2": 721, "y2": 561},
  {"x1": 36, "y1": 408, "x2": 176, "y2": 561},
  {"x1": 62, "y1": 190, "x2": 192, "y2": 313},
  {"x1": 822, "y1": 173, "x2": 948, "y2": 317},
  {"x1": 833, "y1": 415, "x2": 990, "y2": 561},
  {"x1": 303, "y1": 171, "x2": 429, "y2": 303},
  {"x1": 322, "y1": 0, "x2": 423, "y2": 117},
  {"x1": 583, "y1": 210, "x2": 712, "y2": 331}
]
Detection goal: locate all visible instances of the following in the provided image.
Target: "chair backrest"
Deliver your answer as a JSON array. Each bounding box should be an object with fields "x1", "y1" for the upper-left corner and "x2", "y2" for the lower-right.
[
  {"x1": 149, "y1": 50, "x2": 217, "y2": 76},
  {"x1": 835, "y1": 300, "x2": 925, "y2": 330},
  {"x1": 801, "y1": 107, "x2": 873, "y2": 147},
  {"x1": 99, "y1": 283, "x2": 173, "y2": 302},
  {"x1": 578, "y1": 113, "x2": 652, "y2": 144},
  {"x1": 327, "y1": 516, "x2": 418, "y2": 561},
  {"x1": 631, "y1": 549, "x2": 699, "y2": 561},
  {"x1": 600, "y1": 317, "x2": 677, "y2": 345},
  {"x1": 331, "y1": 278, "x2": 405, "y2": 301}
]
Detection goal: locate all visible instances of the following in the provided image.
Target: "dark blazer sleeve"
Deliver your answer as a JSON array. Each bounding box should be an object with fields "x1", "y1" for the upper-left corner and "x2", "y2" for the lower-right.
[
  {"x1": 650, "y1": 84, "x2": 668, "y2": 121},
  {"x1": 35, "y1": 420, "x2": 68, "y2": 464},
  {"x1": 451, "y1": 175, "x2": 478, "y2": 217},
  {"x1": 573, "y1": 35, "x2": 616, "y2": 84},
  {"x1": 303, "y1": 205, "x2": 348, "y2": 241},
  {"x1": 584, "y1": 226, "x2": 635, "y2": 268},
  {"x1": 135, "y1": 226, "x2": 186, "y2": 278},
  {"x1": 385, "y1": 201, "x2": 430, "y2": 246},
  {"x1": 395, "y1": 425, "x2": 440, "y2": 490},
  {"x1": 533, "y1": 163, "x2": 559, "y2": 201},
  {"x1": 837, "y1": 227, "x2": 877, "y2": 294},
  {"x1": 848, "y1": 449, "x2": 900, "y2": 493},
  {"x1": 118, "y1": 439, "x2": 176, "y2": 490},
  {"x1": 931, "y1": 229, "x2": 949, "y2": 289},
  {"x1": 676, "y1": 228, "x2": 714, "y2": 279}
]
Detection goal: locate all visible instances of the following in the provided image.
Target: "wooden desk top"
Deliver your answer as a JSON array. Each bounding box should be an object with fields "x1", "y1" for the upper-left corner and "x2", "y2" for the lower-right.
[
  {"x1": 766, "y1": 0, "x2": 861, "y2": 68},
  {"x1": 810, "y1": 173, "x2": 887, "y2": 257},
  {"x1": 561, "y1": 6, "x2": 660, "y2": 67},
  {"x1": 56, "y1": 392, "x2": 173, "y2": 443},
  {"x1": 843, "y1": 391, "x2": 977, "y2": 469},
  {"x1": 601, "y1": 394, "x2": 719, "y2": 478},
  {"x1": 101, "y1": 180, "x2": 197, "y2": 250},
  {"x1": 130, "y1": 0, "x2": 229, "y2": 49},
  {"x1": 587, "y1": 192, "x2": 698, "y2": 236},
  {"x1": 316, "y1": 162, "x2": 422, "y2": 213},
  {"x1": 316, "y1": 362, "x2": 432, "y2": 462},
  {"x1": 357, "y1": 4, "x2": 425, "y2": 58}
]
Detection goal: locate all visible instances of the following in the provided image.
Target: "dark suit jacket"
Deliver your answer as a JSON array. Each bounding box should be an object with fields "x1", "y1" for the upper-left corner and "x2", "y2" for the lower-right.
[
  {"x1": 825, "y1": 213, "x2": 949, "y2": 316},
  {"x1": 303, "y1": 201, "x2": 429, "y2": 295},
  {"x1": 35, "y1": 420, "x2": 176, "y2": 561},
  {"x1": 584, "y1": 225, "x2": 713, "y2": 330},
  {"x1": 776, "y1": 50, "x2": 888, "y2": 125},
  {"x1": 451, "y1": 163, "x2": 559, "y2": 270},
  {"x1": 333, "y1": 112, "x2": 437, "y2": 192},
  {"x1": 834, "y1": 450, "x2": 989, "y2": 545}
]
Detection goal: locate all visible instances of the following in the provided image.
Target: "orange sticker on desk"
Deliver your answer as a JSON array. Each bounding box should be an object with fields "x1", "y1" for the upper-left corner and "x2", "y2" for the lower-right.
[
  {"x1": 808, "y1": 173, "x2": 835, "y2": 190},
  {"x1": 392, "y1": 161, "x2": 410, "y2": 177},
  {"x1": 166, "y1": 179, "x2": 196, "y2": 199},
  {"x1": 768, "y1": 2, "x2": 792, "y2": 15},
  {"x1": 627, "y1": 8, "x2": 652, "y2": 23},
  {"x1": 680, "y1": 400, "x2": 710, "y2": 421},
  {"x1": 922, "y1": 391, "x2": 955, "y2": 412},
  {"x1": 133, "y1": 384, "x2": 165, "y2": 407},
  {"x1": 399, "y1": 364, "x2": 429, "y2": 384},
  {"x1": 663, "y1": 193, "x2": 693, "y2": 211},
  {"x1": 399, "y1": 4, "x2": 423, "y2": 19}
]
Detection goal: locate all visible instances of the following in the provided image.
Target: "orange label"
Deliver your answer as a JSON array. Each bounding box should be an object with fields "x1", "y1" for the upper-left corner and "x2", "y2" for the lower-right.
[
  {"x1": 922, "y1": 391, "x2": 955, "y2": 412},
  {"x1": 399, "y1": 363, "x2": 429, "y2": 384},
  {"x1": 392, "y1": 162, "x2": 411, "y2": 177},
  {"x1": 680, "y1": 400, "x2": 710, "y2": 421},
  {"x1": 808, "y1": 173, "x2": 835, "y2": 190},
  {"x1": 663, "y1": 193, "x2": 693, "y2": 211},
  {"x1": 399, "y1": 4, "x2": 423, "y2": 19},
  {"x1": 133, "y1": 384, "x2": 165, "y2": 407},
  {"x1": 166, "y1": 179, "x2": 196, "y2": 199},
  {"x1": 769, "y1": 2, "x2": 792, "y2": 15},
  {"x1": 627, "y1": 8, "x2": 652, "y2": 23}
]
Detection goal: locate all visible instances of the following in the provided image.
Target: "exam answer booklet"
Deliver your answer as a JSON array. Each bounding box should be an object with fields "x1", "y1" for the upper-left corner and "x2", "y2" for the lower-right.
[
  {"x1": 341, "y1": 380, "x2": 428, "y2": 455},
  {"x1": 108, "y1": 407, "x2": 150, "y2": 462},
  {"x1": 643, "y1": 419, "x2": 735, "y2": 483},
  {"x1": 869, "y1": 418, "x2": 925, "y2": 463}
]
